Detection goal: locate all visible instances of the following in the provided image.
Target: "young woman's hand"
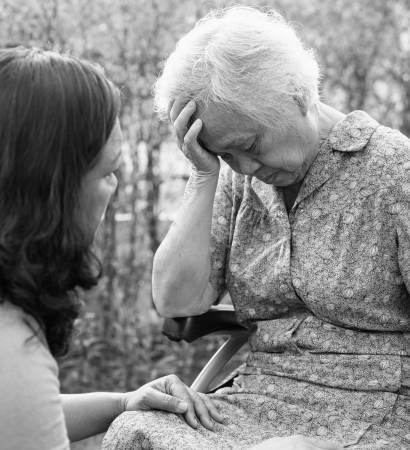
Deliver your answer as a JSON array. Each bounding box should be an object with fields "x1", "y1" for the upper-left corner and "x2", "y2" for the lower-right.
[
  {"x1": 169, "y1": 98, "x2": 220, "y2": 176},
  {"x1": 122, "y1": 374, "x2": 224, "y2": 431},
  {"x1": 249, "y1": 435, "x2": 344, "y2": 450}
]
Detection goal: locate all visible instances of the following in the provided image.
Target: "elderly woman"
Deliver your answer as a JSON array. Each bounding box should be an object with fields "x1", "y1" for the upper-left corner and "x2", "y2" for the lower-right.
[{"x1": 104, "y1": 6, "x2": 409, "y2": 450}]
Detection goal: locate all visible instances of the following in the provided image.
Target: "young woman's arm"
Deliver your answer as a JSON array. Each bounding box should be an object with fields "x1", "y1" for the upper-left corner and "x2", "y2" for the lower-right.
[
  {"x1": 62, "y1": 374, "x2": 223, "y2": 442},
  {"x1": 61, "y1": 392, "x2": 123, "y2": 442},
  {"x1": 1, "y1": 304, "x2": 223, "y2": 447}
]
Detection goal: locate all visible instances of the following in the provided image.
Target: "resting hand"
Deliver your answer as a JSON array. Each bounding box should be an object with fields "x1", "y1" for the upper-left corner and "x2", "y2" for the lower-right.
[
  {"x1": 249, "y1": 435, "x2": 344, "y2": 450},
  {"x1": 169, "y1": 98, "x2": 220, "y2": 175},
  {"x1": 121, "y1": 374, "x2": 224, "y2": 430}
]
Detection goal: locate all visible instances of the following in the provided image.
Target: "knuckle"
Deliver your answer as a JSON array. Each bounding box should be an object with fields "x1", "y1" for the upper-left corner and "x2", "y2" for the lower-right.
[
  {"x1": 164, "y1": 396, "x2": 173, "y2": 407},
  {"x1": 174, "y1": 113, "x2": 186, "y2": 128},
  {"x1": 183, "y1": 133, "x2": 192, "y2": 145},
  {"x1": 174, "y1": 123, "x2": 183, "y2": 136},
  {"x1": 193, "y1": 396, "x2": 206, "y2": 411},
  {"x1": 177, "y1": 136, "x2": 185, "y2": 148},
  {"x1": 168, "y1": 374, "x2": 180, "y2": 383}
]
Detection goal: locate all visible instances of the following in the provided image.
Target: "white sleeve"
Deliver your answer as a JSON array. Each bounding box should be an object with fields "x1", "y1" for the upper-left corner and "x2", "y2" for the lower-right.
[{"x1": 0, "y1": 303, "x2": 70, "y2": 450}]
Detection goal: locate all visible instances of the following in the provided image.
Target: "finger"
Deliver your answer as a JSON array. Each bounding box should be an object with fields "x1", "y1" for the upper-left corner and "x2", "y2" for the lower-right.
[
  {"x1": 140, "y1": 387, "x2": 188, "y2": 414},
  {"x1": 165, "y1": 377, "x2": 199, "y2": 429},
  {"x1": 174, "y1": 100, "x2": 197, "y2": 142},
  {"x1": 182, "y1": 398, "x2": 199, "y2": 429},
  {"x1": 188, "y1": 390, "x2": 215, "y2": 431},
  {"x1": 198, "y1": 393, "x2": 224, "y2": 424},
  {"x1": 181, "y1": 119, "x2": 209, "y2": 168},
  {"x1": 183, "y1": 118, "x2": 203, "y2": 153},
  {"x1": 169, "y1": 98, "x2": 183, "y2": 123},
  {"x1": 169, "y1": 98, "x2": 192, "y2": 124}
]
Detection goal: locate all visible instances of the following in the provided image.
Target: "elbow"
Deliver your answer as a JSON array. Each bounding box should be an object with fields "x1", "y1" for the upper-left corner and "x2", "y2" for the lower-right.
[
  {"x1": 154, "y1": 297, "x2": 210, "y2": 319},
  {"x1": 152, "y1": 254, "x2": 210, "y2": 318},
  {"x1": 152, "y1": 252, "x2": 175, "y2": 317},
  {"x1": 152, "y1": 289, "x2": 179, "y2": 318},
  {"x1": 152, "y1": 281, "x2": 210, "y2": 319}
]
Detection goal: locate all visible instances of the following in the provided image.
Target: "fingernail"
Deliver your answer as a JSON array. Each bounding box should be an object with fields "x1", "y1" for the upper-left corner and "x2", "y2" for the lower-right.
[{"x1": 205, "y1": 420, "x2": 214, "y2": 431}]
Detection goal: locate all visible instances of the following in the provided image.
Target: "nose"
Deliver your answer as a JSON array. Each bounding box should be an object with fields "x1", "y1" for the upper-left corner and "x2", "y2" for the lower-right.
[{"x1": 234, "y1": 154, "x2": 262, "y2": 175}]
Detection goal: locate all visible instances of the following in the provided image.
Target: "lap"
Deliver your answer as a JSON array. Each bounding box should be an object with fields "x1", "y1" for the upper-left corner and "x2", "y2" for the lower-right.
[{"x1": 102, "y1": 379, "x2": 410, "y2": 450}]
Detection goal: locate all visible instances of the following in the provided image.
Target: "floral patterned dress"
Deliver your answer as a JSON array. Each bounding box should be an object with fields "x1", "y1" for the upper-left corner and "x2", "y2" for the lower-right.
[{"x1": 103, "y1": 111, "x2": 410, "y2": 449}]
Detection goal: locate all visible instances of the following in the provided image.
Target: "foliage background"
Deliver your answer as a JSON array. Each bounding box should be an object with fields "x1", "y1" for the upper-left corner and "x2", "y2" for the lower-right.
[{"x1": 1, "y1": 0, "x2": 409, "y2": 448}]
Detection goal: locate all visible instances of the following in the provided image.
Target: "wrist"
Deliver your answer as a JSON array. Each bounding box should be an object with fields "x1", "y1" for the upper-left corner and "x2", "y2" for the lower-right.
[
  {"x1": 116, "y1": 392, "x2": 127, "y2": 416},
  {"x1": 184, "y1": 171, "x2": 219, "y2": 199},
  {"x1": 190, "y1": 167, "x2": 220, "y2": 180},
  {"x1": 188, "y1": 170, "x2": 220, "y2": 190}
]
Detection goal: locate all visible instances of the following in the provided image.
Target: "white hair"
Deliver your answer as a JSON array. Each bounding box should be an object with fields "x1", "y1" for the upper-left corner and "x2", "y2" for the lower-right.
[{"x1": 154, "y1": 6, "x2": 320, "y2": 127}]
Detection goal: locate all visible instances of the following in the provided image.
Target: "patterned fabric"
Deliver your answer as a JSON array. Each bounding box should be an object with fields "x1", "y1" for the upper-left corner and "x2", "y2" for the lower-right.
[{"x1": 103, "y1": 111, "x2": 410, "y2": 449}]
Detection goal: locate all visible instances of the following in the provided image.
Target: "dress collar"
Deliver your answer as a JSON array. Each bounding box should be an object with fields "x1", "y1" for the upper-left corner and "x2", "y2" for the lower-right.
[
  {"x1": 327, "y1": 110, "x2": 379, "y2": 153},
  {"x1": 293, "y1": 110, "x2": 379, "y2": 208},
  {"x1": 249, "y1": 110, "x2": 380, "y2": 212}
]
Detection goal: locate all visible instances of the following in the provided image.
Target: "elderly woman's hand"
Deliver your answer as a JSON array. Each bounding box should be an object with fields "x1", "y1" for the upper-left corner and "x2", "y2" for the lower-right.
[
  {"x1": 169, "y1": 98, "x2": 220, "y2": 175},
  {"x1": 121, "y1": 374, "x2": 224, "y2": 430},
  {"x1": 249, "y1": 435, "x2": 344, "y2": 450}
]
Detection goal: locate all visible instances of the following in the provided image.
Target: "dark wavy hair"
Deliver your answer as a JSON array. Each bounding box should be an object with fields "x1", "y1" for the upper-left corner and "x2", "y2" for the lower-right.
[{"x1": 0, "y1": 47, "x2": 120, "y2": 356}]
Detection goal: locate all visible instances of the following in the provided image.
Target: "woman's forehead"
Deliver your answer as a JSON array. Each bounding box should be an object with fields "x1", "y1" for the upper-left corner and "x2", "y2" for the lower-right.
[
  {"x1": 199, "y1": 102, "x2": 251, "y2": 127},
  {"x1": 198, "y1": 103, "x2": 257, "y2": 149}
]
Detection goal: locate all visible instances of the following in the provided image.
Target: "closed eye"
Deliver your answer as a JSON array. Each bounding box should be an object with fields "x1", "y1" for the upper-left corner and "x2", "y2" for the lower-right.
[{"x1": 243, "y1": 137, "x2": 259, "y2": 155}]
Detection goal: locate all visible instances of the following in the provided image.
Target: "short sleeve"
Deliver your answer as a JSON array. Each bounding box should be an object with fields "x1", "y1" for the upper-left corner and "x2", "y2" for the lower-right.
[
  {"x1": 209, "y1": 164, "x2": 235, "y2": 299},
  {"x1": 0, "y1": 303, "x2": 70, "y2": 450}
]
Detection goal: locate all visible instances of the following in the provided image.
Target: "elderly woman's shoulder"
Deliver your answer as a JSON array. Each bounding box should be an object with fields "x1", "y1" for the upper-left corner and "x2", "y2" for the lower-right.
[
  {"x1": 366, "y1": 124, "x2": 410, "y2": 177},
  {"x1": 370, "y1": 123, "x2": 410, "y2": 157}
]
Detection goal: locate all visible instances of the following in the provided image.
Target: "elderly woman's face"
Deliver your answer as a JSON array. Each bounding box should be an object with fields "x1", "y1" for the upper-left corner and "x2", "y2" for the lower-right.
[{"x1": 198, "y1": 102, "x2": 319, "y2": 186}]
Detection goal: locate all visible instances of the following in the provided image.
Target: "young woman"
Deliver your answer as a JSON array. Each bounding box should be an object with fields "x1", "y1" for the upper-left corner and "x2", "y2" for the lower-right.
[{"x1": 0, "y1": 47, "x2": 222, "y2": 450}]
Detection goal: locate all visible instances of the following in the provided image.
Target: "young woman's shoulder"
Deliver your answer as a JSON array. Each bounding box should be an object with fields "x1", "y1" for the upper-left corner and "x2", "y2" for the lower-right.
[{"x1": 0, "y1": 301, "x2": 69, "y2": 450}]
